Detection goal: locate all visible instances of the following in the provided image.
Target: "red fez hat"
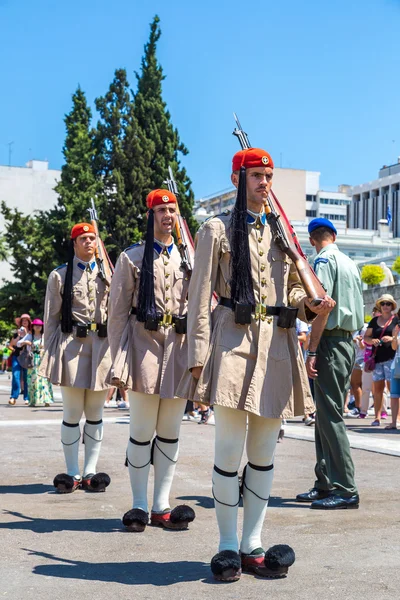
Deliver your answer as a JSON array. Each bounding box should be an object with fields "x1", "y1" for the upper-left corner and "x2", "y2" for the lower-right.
[
  {"x1": 232, "y1": 148, "x2": 274, "y2": 171},
  {"x1": 146, "y1": 189, "x2": 177, "y2": 209},
  {"x1": 70, "y1": 223, "x2": 96, "y2": 240}
]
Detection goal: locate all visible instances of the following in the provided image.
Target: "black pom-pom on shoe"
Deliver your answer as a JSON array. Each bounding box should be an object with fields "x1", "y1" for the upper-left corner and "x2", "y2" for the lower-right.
[
  {"x1": 122, "y1": 508, "x2": 149, "y2": 532},
  {"x1": 263, "y1": 544, "x2": 295, "y2": 577},
  {"x1": 53, "y1": 473, "x2": 81, "y2": 494},
  {"x1": 170, "y1": 504, "x2": 196, "y2": 524},
  {"x1": 82, "y1": 472, "x2": 111, "y2": 492},
  {"x1": 210, "y1": 550, "x2": 242, "y2": 582}
]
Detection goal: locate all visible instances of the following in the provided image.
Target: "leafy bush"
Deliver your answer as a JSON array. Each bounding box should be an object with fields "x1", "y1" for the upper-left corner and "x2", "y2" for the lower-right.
[
  {"x1": 392, "y1": 256, "x2": 400, "y2": 276},
  {"x1": 360, "y1": 265, "x2": 385, "y2": 286}
]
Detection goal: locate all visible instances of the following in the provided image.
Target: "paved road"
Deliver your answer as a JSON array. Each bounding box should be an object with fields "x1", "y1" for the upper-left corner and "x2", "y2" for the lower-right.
[{"x1": 0, "y1": 376, "x2": 399, "y2": 600}]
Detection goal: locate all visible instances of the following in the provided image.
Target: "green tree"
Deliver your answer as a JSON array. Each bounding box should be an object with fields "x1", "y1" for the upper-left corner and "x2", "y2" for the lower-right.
[
  {"x1": 360, "y1": 265, "x2": 385, "y2": 286},
  {"x1": 0, "y1": 319, "x2": 14, "y2": 343},
  {"x1": 0, "y1": 234, "x2": 8, "y2": 261},
  {"x1": 0, "y1": 204, "x2": 51, "y2": 320},
  {"x1": 93, "y1": 69, "x2": 151, "y2": 258},
  {"x1": 392, "y1": 256, "x2": 400, "y2": 276},
  {"x1": 52, "y1": 86, "x2": 101, "y2": 264},
  {"x1": 134, "y1": 15, "x2": 197, "y2": 233}
]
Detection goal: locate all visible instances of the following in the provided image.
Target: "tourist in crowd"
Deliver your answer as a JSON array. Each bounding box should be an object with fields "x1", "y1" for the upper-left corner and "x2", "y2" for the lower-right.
[
  {"x1": 104, "y1": 386, "x2": 129, "y2": 409},
  {"x1": 359, "y1": 307, "x2": 380, "y2": 419},
  {"x1": 17, "y1": 318, "x2": 54, "y2": 407},
  {"x1": 1, "y1": 344, "x2": 11, "y2": 374},
  {"x1": 363, "y1": 295, "x2": 398, "y2": 426},
  {"x1": 8, "y1": 313, "x2": 31, "y2": 405},
  {"x1": 347, "y1": 322, "x2": 369, "y2": 417},
  {"x1": 387, "y1": 322, "x2": 400, "y2": 430}
]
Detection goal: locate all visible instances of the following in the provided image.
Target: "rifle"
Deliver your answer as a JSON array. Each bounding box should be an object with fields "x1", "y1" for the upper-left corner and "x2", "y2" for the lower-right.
[
  {"x1": 232, "y1": 113, "x2": 325, "y2": 306},
  {"x1": 164, "y1": 166, "x2": 194, "y2": 277},
  {"x1": 88, "y1": 199, "x2": 114, "y2": 287}
]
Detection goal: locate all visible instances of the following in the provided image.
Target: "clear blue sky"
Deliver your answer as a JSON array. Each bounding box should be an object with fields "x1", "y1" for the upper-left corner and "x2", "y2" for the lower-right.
[{"x1": 1, "y1": 0, "x2": 400, "y2": 198}]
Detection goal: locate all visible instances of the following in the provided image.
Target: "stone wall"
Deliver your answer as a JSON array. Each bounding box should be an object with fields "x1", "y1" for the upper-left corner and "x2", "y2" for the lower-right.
[{"x1": 363, "y1": 283, "x2": 400, "y2": 315}]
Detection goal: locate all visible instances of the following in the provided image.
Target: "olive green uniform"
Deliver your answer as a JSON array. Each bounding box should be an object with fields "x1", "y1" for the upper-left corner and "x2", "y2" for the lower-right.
[{"x1": 313, "y1": 243, "x2": 364, "y2": 496}]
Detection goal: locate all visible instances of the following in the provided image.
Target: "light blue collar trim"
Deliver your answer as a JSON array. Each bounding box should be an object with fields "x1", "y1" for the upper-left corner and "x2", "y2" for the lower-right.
[
  {"x1": 153, "y1": 240, "x2": 174, "y2": 256},
  {"x1": 246, "y1": 210, "x2": 267, "y2": 226},
  {"x1": 76, "y1": 259, "x2": 96, "y2": 272}
]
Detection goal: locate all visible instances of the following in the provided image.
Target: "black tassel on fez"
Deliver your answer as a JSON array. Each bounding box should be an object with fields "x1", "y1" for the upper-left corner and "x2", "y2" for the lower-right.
[
  {"x1": 61, "y1": 241, "x2": 75, "y2": 334},
  {"x1": 230, "y1": 166, "x2": 255, "y2": 307},
  {"x1": 137, "y1": 208, "x2": 157, "y2": 323}
]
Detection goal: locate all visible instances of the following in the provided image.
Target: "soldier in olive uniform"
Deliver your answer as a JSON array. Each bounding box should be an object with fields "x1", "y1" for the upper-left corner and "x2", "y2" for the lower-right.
[
  {"x1": 179, "y1": 148, "x2": 334, "y2": 581},
  {"x1": 296, "y1": 218, "x2": 363, "y2": 509},
  {"x1": 40, "y1": 223, "x2": 111, "y2": 493},
  {"x1": 108, "y1": 189, "x2": 195, "y2": 533}
]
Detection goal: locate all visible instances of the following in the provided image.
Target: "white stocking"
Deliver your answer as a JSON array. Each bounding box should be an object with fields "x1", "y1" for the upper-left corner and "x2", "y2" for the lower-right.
[
  {"x1": 127, "y1": 391, "x2": 159, "y2": 513},
  {"x1": 60, "y1": 387, "x2": 84, "y2": 478},
  {"x1": 213, "y1": 406, "x2": 247, "y2": 553},
  {"x1": 240, "y1": 414, "x2": 281, "y2": 554},
  {"x1": 83, "y1": 390, "x2": 107, "y2": 477},
  {"x1": 152, "y1": 397, "x2": 186, "y2": 512}
]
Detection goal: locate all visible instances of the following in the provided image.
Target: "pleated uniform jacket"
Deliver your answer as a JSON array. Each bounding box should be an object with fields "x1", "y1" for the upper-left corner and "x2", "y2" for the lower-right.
[
  {"x1": 39, "y1": 257, "x2": 111, "y2": 391},
  {"x1": 177, "y1": 212, "x2": 315, "y2": 419},
  {"x1": 107, "y1": 241, "x2": 189, "y2": 399}
]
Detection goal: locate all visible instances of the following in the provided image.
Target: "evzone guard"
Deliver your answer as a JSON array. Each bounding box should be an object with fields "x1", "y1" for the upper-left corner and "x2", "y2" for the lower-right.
[
  {"x1": 40, "y1": 222, "x2": 112, "y2": 493},
  {"x1": 178, "y1": 146, "x2": 334, "y2": 581},
  {"x1": 108, "y1": 188, "x2": 195, "y2": 532}
]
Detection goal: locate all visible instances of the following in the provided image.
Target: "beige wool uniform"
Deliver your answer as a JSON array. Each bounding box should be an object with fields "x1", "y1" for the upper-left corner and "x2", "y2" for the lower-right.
[
  {"x1": 178, "y1": 211, "x2": 315, "y2": 419},
  {"x1": 108, "y1": 242, "x2": 189, "y2": 398},
  {"x1": 39, "y1": 257, "x2": 111, "y2": 391}
]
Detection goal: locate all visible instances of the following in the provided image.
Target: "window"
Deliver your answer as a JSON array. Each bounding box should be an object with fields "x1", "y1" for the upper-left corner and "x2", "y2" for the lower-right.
[
  {"x1": 320, "y1": 213, "x2": 346, "y2": 221},
  {"x1": 306, "y1": 195, "x2": 316, "y2": 202},
  {"x1": 306, "y1": 210, "x2": 317, "y2": 217},
  {"x1": 319, "y1": 197, "x2": 350, "y2": 206}
]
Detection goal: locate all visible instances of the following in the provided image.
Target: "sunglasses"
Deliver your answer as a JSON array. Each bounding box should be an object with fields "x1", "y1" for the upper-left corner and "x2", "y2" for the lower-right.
[{"x1": 380, "y1": 302, "x2": 393, "y2": 307}]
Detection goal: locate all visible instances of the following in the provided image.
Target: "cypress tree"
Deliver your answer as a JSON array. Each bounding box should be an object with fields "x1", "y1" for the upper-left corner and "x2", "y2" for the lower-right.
[
  {"x1": 93, "y1": 69, "x2": 151, "y2": 259},
  {"x1": 52, "y1": 86, "x2": 101, "y2": 264},
  {"x1": 134, "y1": 15, "x2": 197, "y2": 233}
]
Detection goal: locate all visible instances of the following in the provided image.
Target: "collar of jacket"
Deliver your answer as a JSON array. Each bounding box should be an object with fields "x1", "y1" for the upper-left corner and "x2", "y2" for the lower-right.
[
  {"x1": 153, "y1": 240, "x2": 174, "y2": 256},
  {"x1": 75, "y1": 257, "x2": 96, "y2": 272},
  {"x1": 313, "y1": 243, "x2": 338, "y2": 269},
  {"x1": 315, "y1": 243, "x2": 338, "y2": 257},
  {"x1": 246, "y1": 211, "x2": 267, "y2": 226}
]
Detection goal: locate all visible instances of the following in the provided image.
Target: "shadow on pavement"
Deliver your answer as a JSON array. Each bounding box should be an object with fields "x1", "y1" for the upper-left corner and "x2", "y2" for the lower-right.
[
  {"x1": 1, "y1": 510, "x2": 122, "y2": 533},
  {"x1": 23, "y1": 548, "x2": 208, "y2": 585},
  {"x1": 31, "y1": 408, "x2": 63, "y2": 413},
  {"x1": 269, "y1": 496, "x2": 311, "y2": 509},
  {"x1": 176, "y1": 495, "x2": 214, "y2": 509},
  {"x1": 175, "y1": 495, "x2": 309, "y2": 510},
  {"x1": 0, "y1": 484, "x2": 54, "y2": 494},
  {"x1": 346, "y1": 425, "x2": 400, "y2": 434}
]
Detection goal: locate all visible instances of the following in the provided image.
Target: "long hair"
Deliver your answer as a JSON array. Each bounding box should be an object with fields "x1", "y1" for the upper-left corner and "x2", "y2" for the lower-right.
[
  {"x1": 137, "y1": 209, "x2": 157, "y2": 322},
  {"x1": 61, "y1": 241, "x2": 75, "y2": 333},
  {"x1": 229, "y1": 167, "x2": 255, "y2": 306}
]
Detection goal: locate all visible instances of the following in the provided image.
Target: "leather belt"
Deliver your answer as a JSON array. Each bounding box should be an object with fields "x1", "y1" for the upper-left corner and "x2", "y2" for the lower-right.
[
  {"x1": 322, "y1": 329, "x2": 352, "y2": 339},
  {"x1": 72, "y1": 321, "x2": 99, "y2": 332},
  {"x1": 219, "y1": 297, "x2": 281, "y2": 317},
  {"x1": 130, "y1": 307, "x2": 186, "y2": 326},
  {"x1": 71, "y1": 321, "x2": 107, "y2": 338}
]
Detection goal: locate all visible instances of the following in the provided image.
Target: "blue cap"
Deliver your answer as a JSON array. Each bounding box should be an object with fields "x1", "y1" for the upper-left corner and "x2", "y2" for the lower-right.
[{"x1": 308, "y1": 218, "x2": 337, "y2": 235}]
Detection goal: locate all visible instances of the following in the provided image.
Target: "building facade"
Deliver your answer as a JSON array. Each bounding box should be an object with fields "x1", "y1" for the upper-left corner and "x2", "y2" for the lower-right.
[
  {"x1": 348, "y1": 160, "x2": 400, "y2": 238},
  {"x1": 0, "y1": 160, "x2": 61, "y2": 280}
]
